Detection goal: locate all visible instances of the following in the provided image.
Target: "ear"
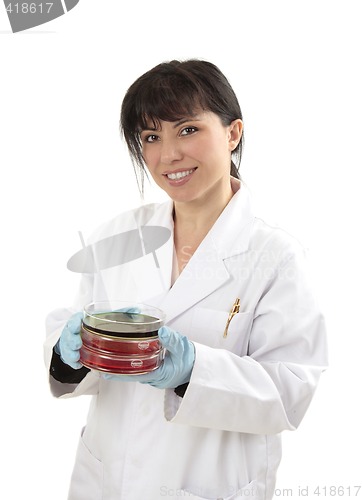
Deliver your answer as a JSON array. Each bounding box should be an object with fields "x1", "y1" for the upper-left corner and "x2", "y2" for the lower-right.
[{"x1": 228, "y1": 119, "x2": 243, "y2": 151}]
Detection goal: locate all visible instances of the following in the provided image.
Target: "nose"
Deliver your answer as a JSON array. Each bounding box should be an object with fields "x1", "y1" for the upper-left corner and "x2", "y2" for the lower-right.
[{"x1": 160, "y1": 137, "x2": 183, "y2": 165}]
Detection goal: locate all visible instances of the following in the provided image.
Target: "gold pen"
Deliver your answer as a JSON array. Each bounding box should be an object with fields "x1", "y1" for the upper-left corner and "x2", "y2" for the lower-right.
[{"x1": 223, "y1": 298, "x2": 240, "y2": 338}]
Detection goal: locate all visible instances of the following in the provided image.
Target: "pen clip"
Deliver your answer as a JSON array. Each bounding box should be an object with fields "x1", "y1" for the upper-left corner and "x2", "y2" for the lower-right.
[{"x1": 223, "y1": 298, "x2": 240, "y2": 338}]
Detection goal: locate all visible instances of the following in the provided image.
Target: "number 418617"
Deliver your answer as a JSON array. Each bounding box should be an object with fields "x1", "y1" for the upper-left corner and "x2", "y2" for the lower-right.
[{"x1": 6, "y1": 3, "x2": 54, "y2": 14}]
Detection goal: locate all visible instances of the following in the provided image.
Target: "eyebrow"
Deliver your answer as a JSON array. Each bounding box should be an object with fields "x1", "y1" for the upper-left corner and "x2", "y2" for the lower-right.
[{"x1": 173, "y1": 117, "x2": 201, "y2": 128}]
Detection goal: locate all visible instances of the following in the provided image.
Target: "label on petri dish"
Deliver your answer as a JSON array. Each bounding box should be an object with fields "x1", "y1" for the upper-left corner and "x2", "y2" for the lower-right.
[
  {"x1": 137, "y1": 341, "x2": 150, "y2": 350},
  {"x1": 130, "y1": 360, "x2": 143, "y2": 368}
]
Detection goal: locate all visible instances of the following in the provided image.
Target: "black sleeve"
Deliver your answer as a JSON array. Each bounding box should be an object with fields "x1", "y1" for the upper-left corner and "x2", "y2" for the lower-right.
[
  {"x1": 174, "y1": 383, "x2": 189, "y2": 398},
  {"x1": 50, "y1": 348, "x2": 90, "y2": 384}
]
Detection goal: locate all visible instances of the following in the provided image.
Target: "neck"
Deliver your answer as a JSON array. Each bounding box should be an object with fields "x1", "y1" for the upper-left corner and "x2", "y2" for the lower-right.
[{"x1": 173, "y1": 178, "x2": 234, "y2": 233}]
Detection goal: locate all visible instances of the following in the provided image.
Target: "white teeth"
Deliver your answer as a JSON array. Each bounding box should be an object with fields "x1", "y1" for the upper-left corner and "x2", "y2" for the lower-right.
[{"x1": 166, "y1": 169, "x2": 195, "y2": 180}]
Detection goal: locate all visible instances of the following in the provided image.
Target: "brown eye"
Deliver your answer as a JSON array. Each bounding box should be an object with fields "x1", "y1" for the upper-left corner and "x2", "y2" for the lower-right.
[
  {"x1": 144, "y1": 134, "x2": 159, "y2": 143},
  {"x1": 180, "y1": 127, "x2": 198, "y2": 136}
]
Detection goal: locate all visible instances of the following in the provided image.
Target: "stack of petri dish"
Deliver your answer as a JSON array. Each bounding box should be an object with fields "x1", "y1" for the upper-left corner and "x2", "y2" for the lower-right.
[{"x1": 80, "y1": 301, "x2": 166, "y2": 375}]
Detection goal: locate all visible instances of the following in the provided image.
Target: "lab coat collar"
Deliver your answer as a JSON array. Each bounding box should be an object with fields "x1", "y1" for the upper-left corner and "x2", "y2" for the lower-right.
[
  {"x1": 206, "y1": 177, "x2": 254, "y2": 260},
  {"x1": 145, "y1": 177, "x2": 254, "y2": 322}
]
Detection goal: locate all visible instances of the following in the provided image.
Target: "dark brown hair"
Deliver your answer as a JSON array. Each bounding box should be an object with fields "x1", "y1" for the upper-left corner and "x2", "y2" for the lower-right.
[{"x1": 120, "y1": 59, "x2": 244, "y2": 193}]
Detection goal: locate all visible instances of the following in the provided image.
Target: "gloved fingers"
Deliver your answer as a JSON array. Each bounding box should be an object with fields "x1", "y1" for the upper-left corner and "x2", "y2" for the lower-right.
[
  {"x1": 62, "y1": 325, "x2": 82, "y2": 350},
  {"x1": 56, "y1": 312, "x2": 84, "y2": 370},
  {"x1": 59, "y1": 339, "x2": 82, "y2": 368},
  {"x1": 66, "y1": 311, "x2": 83, "y2": 333},
  {"x1": 158, "y1": 326, "x2": 186, "y2": 355},
  {"x1": 60, "y1": 350, "x2": 82, "y2": 369},
  {"x1": 66, "y1": 359, "x2": 83, "y2": 370},
  {"x1": 92, "y1": 307, "x2": 141, "y2": 318},
  {"x1": 59, "y1": 335, "x2": 82, "y2": 364},
  {"x1": 83, "y1": 307, "x2": 142, "y2": 324},
  {"x1": 115, "y1": 307, "x2": 141, "y2": 314},
  {"x1": 61, "y1": 347, "x2": 81, "y2": 362}
]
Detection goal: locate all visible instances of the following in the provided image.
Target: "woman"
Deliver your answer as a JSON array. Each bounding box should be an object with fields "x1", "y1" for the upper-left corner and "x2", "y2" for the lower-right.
[{"x1": 44, "y1": 60, "x2": 327, "y2": 500}]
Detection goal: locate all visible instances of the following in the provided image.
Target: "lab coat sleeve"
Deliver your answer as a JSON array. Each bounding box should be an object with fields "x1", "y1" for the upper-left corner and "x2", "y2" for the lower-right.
[
  {"x1": 164, "y1": 248, "x2": 328, "y2": 434},
  {"x1": 44, "y1": 273, "x2": 100, "y2": 398}
]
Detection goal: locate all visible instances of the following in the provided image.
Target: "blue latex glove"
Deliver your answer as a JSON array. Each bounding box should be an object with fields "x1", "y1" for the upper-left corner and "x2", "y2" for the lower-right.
[
  {"x1": 55, "y1": 307, "x2": 141, "y2": 370},
  {"x1": 103, "y1": 326, "x2": 195, "y2": 389},
  {"x1": 55, "y1": 311, "x2": 83, "y2": 370}
]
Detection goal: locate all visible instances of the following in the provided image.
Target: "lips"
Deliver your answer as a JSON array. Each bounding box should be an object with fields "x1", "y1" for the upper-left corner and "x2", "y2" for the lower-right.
[{"x1": 163, "y1": 168, "x2": 197, "y2": 181}]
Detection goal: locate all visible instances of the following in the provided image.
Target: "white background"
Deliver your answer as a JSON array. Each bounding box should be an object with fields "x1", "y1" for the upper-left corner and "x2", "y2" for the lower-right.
[{"x1": 1, "y1": 1, "x2": 361, "y2": 498}]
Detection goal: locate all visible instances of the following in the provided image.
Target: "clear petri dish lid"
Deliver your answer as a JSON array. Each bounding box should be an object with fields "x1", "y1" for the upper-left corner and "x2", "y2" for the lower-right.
[{"x1": 82, "y1": 301, "x2": 165, "y2": 336}]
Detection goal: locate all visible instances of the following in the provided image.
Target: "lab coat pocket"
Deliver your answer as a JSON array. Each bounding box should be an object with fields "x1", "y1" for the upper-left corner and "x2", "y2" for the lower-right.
[
  {"x1": 68, "y1": 428, "x2": 104, "y2": 500},
  {"x1": 191, "y1": 307, "x2": 253, "y2": 355},
  {"x1": 181, "y1": 479, "x2": 258, "y2": 499}
]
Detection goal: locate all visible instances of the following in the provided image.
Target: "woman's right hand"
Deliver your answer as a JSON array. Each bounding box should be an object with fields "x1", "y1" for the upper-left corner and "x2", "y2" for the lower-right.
[{"x1": 56, "y1": 312, "x2": 83, "y2": 370}]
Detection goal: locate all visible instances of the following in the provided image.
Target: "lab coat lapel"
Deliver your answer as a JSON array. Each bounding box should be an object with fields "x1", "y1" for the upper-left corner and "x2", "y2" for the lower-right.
[{"x1": 159, "y1": 240, "x2": 230, "y2": 322}]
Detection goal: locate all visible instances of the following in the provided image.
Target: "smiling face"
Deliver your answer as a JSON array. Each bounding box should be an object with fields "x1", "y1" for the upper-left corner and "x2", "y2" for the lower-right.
[
  {"x1": 140, "y1": 111, "x2": 243, "y2": 205},
  {"x1": 120, "y1": 61, "x2": 245, "y2": 196}
]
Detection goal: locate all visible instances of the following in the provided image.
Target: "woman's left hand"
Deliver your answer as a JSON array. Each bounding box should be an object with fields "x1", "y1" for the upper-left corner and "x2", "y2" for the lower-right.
[{"x1": 103, "y1": 326, "x2": 195, "y2": 389}]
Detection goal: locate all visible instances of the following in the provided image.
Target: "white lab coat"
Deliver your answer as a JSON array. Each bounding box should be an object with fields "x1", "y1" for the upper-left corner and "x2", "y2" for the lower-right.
[{"x1": 44, "y1": 179, "x2": 327, "y2": 500}]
